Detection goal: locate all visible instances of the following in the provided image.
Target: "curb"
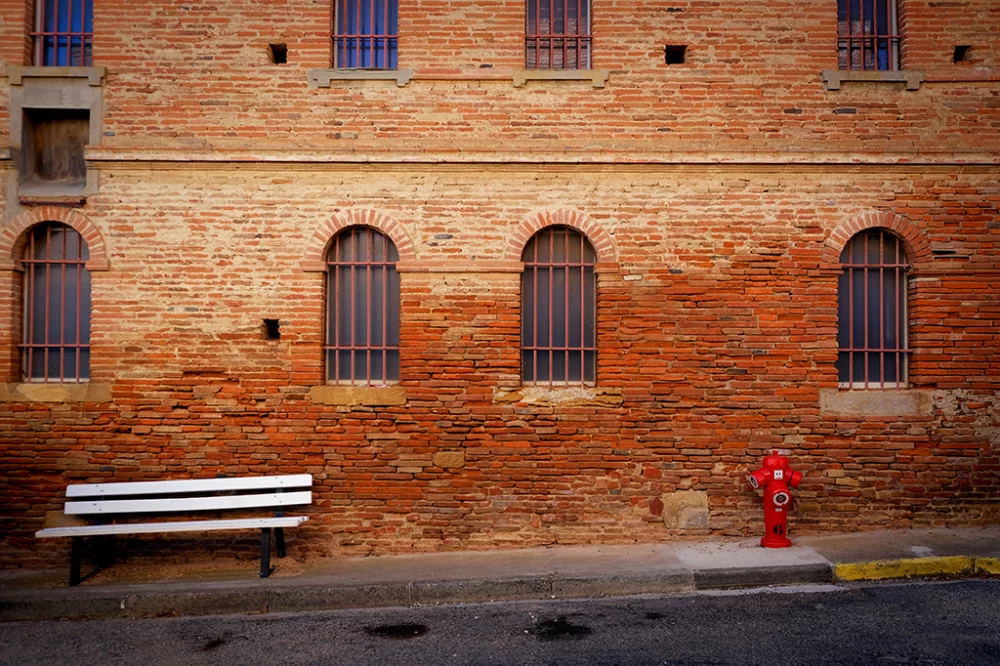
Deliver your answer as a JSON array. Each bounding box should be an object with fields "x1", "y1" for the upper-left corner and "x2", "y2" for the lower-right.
[
  {"x1": 0, "y1": 566, "x2": 829, "y2": 622},
  {"x1": 834, "y1": 556, "x2": 1000, "y2": 582}
]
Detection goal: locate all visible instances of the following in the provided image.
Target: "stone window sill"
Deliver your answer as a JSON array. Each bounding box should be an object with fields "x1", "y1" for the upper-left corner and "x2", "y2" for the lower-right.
[
  {"x1": 818, "y1": 388, "x2": 933, "y2": 416},
  {"x1": 309, "y1": 68, "x2": 415, "y2": 88},
  {"x1": 309, "y1": 384, "x2": 407, "y2": 406},
  {"x1": 512, "y1": 69, "x2": 609, "y2": 88},
  {"x1": 7, "y1": 66, "x2": 106, "y2": 86},
  {"x1": 821, "y1": 69, "x2": 925, "y2": 91},
  {"x1": 0, "y1": 382, "x2": 112, "y2": 403}
]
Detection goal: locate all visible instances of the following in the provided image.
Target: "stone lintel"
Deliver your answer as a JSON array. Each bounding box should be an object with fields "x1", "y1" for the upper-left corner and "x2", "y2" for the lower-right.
[
  {"x1": 495, "y1": 386, "x2": 623, "y2": 407},
  {"x1": 309, "y1": 385, "x2": 407, "y2": 406},
  {"x1": 0, "y1": 382, "x2": 112, "y2": 403},
  {"x1": 818, "y1": 388, "x2": 934, "y2": 416}
]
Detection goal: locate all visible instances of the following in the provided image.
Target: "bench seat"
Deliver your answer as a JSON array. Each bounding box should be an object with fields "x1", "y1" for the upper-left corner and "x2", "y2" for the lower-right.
[{"x1": 36, "y1": 474, "x2": 312, "y2": 585}]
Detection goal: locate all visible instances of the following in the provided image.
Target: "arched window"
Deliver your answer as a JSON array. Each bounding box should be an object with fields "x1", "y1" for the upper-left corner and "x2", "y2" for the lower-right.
[
  {"x1": 521, "y1": 226, "x2": 596, "y2": 384},
  {"x1": 325, "y1": 226, "x2": 400, "y2": 384},
  {"x1": 837, "y1": 228, "x2": 909, "y2": 388},
  {"x1": 21, "y1": 222, "x2": 91, "y2": 381}
]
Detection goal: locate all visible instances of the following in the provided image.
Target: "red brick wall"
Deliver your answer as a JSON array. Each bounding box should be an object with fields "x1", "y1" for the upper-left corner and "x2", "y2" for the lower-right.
[{"x1": 1, "y1": 1, "x2": 999, "y2": 567}]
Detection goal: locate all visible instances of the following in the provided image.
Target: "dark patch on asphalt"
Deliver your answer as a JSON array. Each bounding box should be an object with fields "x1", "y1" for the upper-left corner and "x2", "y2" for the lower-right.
[
  {"x1": 364, "y1": 623, "x2": 429, "y2": 640},
  {"x1": 202, "y1": 634, "x2": 229, "y2": 651},
  {"x1": 530, "y1": 617, "x2": 593, "y2": 641},
  {"x1": 645, "y1": 611, "x2": 666, "y2": 620}
]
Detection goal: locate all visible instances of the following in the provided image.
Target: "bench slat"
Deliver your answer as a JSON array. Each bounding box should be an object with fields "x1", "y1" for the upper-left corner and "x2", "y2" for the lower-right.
[
  {"x1": 64, "y1": 490, "x2": 312, "y2": 515},
  {"x1": 36, "y1": 516, "x2": 309, "y2": 539},
  {"x1": 66, "y1": 474, "x2": 312, "y2": 498}
]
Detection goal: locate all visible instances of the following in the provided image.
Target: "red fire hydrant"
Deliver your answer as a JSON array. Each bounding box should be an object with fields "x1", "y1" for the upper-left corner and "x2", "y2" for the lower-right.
[{"x1": 748, "y1": 451, "x2": 803, "y2": 548}]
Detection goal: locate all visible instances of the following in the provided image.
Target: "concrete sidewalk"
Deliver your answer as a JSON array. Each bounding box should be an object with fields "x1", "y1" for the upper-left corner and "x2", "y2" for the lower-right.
[{"x1": 2, "y1": 527, "x2": 999, "y2": 622}]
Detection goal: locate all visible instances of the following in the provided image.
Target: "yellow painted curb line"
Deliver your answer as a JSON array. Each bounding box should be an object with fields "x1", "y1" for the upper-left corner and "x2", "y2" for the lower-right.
[
  {"x1": 975, "y1": 557, "x2": 1000, "y2": 575},
  {"x1": 835, "y1": 556, "x2": 974, "y2": 581}
]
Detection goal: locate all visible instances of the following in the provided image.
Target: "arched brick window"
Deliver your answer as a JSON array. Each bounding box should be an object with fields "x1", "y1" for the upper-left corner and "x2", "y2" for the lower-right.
[
  {"x1": 325, "y1": 226, "x2": 400, "y2": 384},
  {"x1": 837, "y1": 228, "x2": 910, "y2": 388},
  {"x1": 21, "y1": 222, "x2": 91, "y2": 381},
  {"x1": 521, "y1": 226, "x2": 596, "y2": 384}
]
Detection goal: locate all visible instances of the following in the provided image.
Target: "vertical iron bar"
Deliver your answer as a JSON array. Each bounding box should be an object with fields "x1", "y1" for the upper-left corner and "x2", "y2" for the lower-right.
[
  {"x1": 579, "y1": 232, "x2": 585, "y2": 381},
  {"x1": 43, "y1": 226, "x2": 51, "y2": 381},
  {"x1": 847, "y1": 237, "x2": 854, "y2": 385},
  {"x1": 532, "y1": 237, "x2": 538, "y2": 382},
  {"x1": 59, "y1": 228, "x2": 66, "y2": 382},
  {"x1": 547, "y1": 230, "x2": 554, "y2": 385},
  {"x1": 366, "y1": 229, "x2": 372, "y2": 383},
  {"x1": 76, "y1": 250, "x2": 82, "y2": 380},
  {"x1": 878, "y1": 231, "x2": 885, "y2": 387},
  {"x1": 25, "y1": 232, "x2": 36, "y2": 380}
]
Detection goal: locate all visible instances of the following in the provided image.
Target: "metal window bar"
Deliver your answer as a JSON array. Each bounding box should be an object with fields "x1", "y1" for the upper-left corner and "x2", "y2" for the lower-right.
[
  {"x1": 521, "y1": 227, "x2": 596, "y2": 385},
  {"x1": 325, "y1": 227, "x2": 400, "y2": 385},
  {"x1": 837, "y1": 229, "x2": 909, "y2": 388},
  {"x1": 525, "y1": 0, "x2": 591, "y2": 70},
  {"x1": 32, "y1": 0, "x2": 93, "y2": 66},
  {"x1": 333, "y1": 0, "x2": 398, "y2": 69},
  {"x1": 837, "y1": 0, "x2": 899, "y2": 71},
  {"x1": 20, "y1": 223, "x2": 91, "y2": 382}
]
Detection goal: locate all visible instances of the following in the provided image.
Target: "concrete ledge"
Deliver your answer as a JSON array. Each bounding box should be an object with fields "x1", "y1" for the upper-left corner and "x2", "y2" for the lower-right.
[
  {"x1": 512, "y1": 69, "x2": 609, "y2": 88},
  {"x1": 7, "y1": 66, "x2": 106, "y2": 86},
  {"x1": 694, "y1": 563, "x2": 833, "y2": 590},
  {"x1": 309, "y1": 385, "x2": 407, "y2": 406},
  {"x1": 821, "y1": 69, "x2": 925, "y2": 91},
  {"x1": 0, "y1": 382, "x2": 112, "y2": 403},
  {"x1": 818, "y1": 388, "x2": 933, "y2": 416}
]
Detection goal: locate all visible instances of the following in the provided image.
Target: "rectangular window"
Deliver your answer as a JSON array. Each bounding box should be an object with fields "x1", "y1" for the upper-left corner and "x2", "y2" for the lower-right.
[
  {"x1": 837, "y1": 0, "x2": 900, "y2": 71},
  {"x1": 526, "y1": 0, "x2": 591, "y2": 70},
  {"x1": 333, "y1": 0, "x2": 399, "y2": 69},
  {"x1": 32, "y1": 0, "x2": 93, "y2": 67}
]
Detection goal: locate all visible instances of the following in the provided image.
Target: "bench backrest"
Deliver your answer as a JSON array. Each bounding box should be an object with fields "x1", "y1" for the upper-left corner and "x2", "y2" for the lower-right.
[{"x1": 63, "y1": 474, "x2": 313, "y2": 517}]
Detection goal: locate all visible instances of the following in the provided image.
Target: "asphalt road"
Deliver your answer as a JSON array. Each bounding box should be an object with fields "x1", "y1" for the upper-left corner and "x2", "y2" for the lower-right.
[{"x1": 2, "y1": 579, "x2": 999, "y2": 666}]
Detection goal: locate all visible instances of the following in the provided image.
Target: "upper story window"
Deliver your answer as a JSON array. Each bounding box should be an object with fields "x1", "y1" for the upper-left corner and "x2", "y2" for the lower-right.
[
  {"x1": 333, "y1": 0, "x2": 398, "y2": 69},
  {"x1": 526, "y1": 0, "x2": 591, "y2": 70},
  {"x1": 521, "y1": 226, "x2": 596, "y2": 385},
  {"x1": 837, "y1": 0, "x2": 900, "y2": 71},
  {"x1": 325, "y1": 226, "x2": 400, "y2": 385},
  {"x1": 32, "y1": 0, "x2": 93, "y2": 66},
  {"x1": 837, "y1": 228, "x2": 910, "y2": 389},
  {"x1": 21, "y1": 223, "x2": 91, "y2": 382}
]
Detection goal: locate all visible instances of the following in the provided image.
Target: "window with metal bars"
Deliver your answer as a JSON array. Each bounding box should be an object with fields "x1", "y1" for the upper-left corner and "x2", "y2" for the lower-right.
[
  {"x1": 325, "y1": 227, "x2": 400, "y2": 385},
  {"x1": 837, "y1": 228, "x2": 910, "y2": 388},
  {"x1": 837, "y1": 0, "x2": 900, "y2": 71},
  {"x1": 32, "y1": 0, "x2": 93, "y2": 67},
  {"x1": 521, "y1": 226, "x2": 596, "y2": 384},
  {"x1": 20, "y1": 223, "x2": 91, "y2": 382},
  {"x1": 333, "y1": 0, "x2": 398, "y2": 69},
  {"x1": 525, "y1": 0, "x2": 591, "y2": 70}
]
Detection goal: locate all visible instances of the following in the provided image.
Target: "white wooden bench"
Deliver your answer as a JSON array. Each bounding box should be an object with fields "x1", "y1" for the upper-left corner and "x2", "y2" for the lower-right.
[{"x1": 36, "y1": 474, "x2": 312, "y2": 586}]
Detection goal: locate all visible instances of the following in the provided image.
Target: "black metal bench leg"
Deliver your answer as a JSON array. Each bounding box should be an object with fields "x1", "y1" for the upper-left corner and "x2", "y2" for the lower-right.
[
  {"x1": 260, "y1": 528, "x2": 272, "y2": 578},
  {"x1": 70, "y1": 537, "x2": 83, "y2": 587},
  {"x1": 275, "y1": 528, "x2": 286, "y2": 558}
]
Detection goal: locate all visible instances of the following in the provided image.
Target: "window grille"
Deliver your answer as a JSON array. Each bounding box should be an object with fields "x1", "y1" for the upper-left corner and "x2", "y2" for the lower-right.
[
  {"x1": 837, "y1": 228, "x2": 909, "y2": 388},
  {"x1": 32, "y1": 0, "x2": 93, "y2": 66},
  {"x1": 325, "y1": 227, "x2": 400, "y2": 384},
  {"x1": 333, "y1": 0, "x2": 398, "y2": 69},
  {"x1": 526, "y1": 0, "x2": 591, "y2": 70},
  {"x1": 521, "y1": 226, "x2": 596, "y2": 384},
  {"x1": 20, "y1": 223, "x2": 91, "y2": 382},
  {"x1": 837, "y1": 0, "x2": 900, "y2": 71}
]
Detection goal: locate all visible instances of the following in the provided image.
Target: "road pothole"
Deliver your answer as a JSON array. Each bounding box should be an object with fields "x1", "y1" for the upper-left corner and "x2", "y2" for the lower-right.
[{"x1": 530, "y1": 616, "x2": 593, "y2": 641}]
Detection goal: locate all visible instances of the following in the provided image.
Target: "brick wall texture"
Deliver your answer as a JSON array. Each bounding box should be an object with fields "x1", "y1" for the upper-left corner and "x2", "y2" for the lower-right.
[{"x1": 1, "y1": 0, "x2": 999, "y2": 567}]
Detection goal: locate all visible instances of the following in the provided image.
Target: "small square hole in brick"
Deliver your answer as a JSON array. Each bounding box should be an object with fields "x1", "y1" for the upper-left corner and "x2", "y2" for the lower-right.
[
  {"x1": 665, "y1": 45, "x2": 687, "y2": 65},
  {"x1": 953, "y1": 45, "x2": 972, "y2": 63},
  {"x1": 269, "y1": 43, "x2": 288, "y2": 64},
  {"x1": 263, "y1": 319, "x2": 281, "y2": 340}
]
